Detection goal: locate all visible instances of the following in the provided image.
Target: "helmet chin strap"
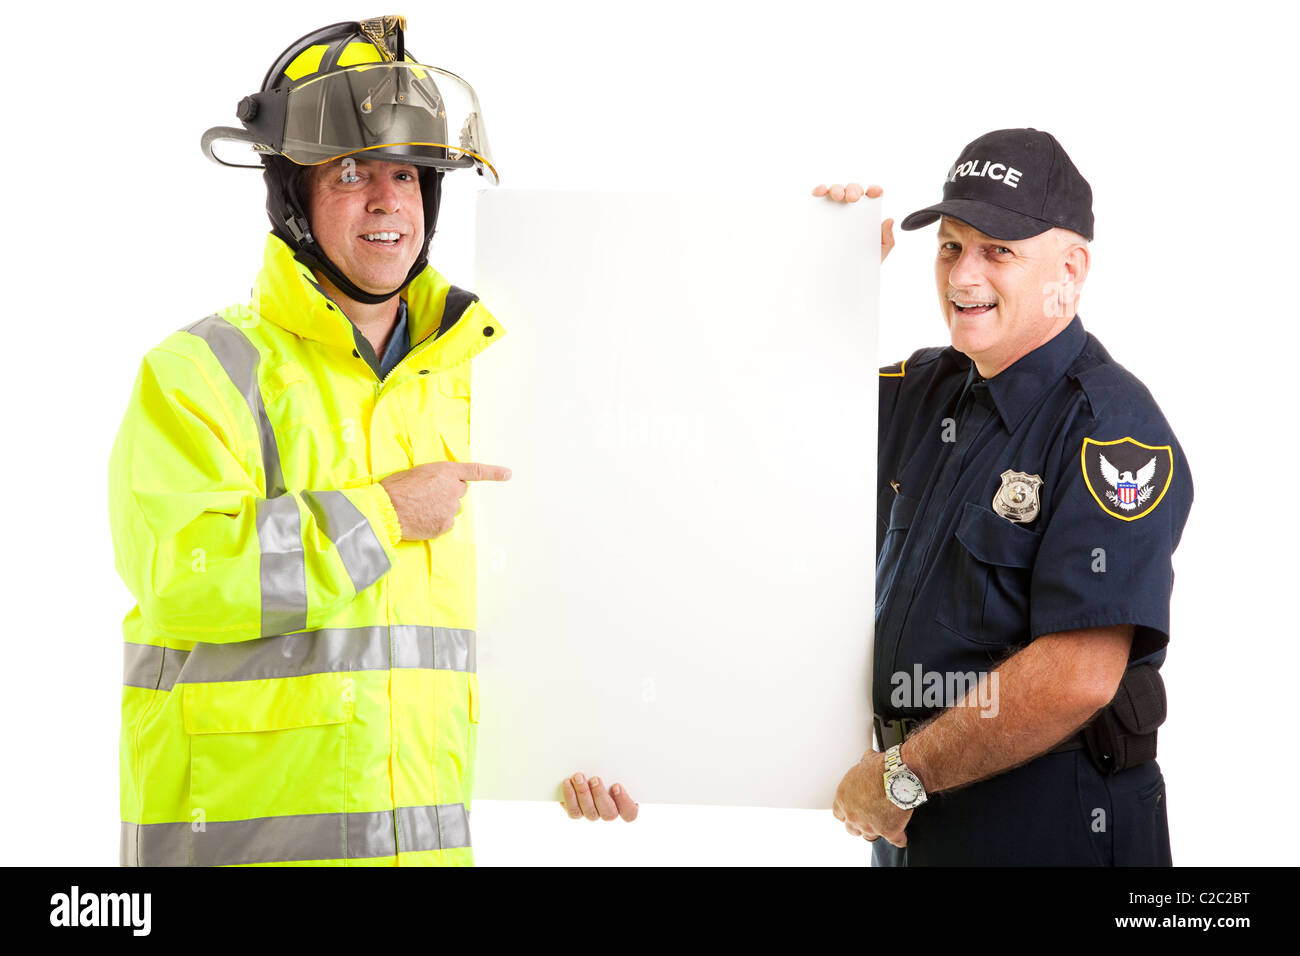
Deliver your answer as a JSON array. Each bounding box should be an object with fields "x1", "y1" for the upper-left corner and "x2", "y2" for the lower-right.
[
  {"x1": 262, "y1": 157, "x2": 444, "y2": 306},
  {"x1": 292, "y1": 242, "x2": 412, "y2": 305}
]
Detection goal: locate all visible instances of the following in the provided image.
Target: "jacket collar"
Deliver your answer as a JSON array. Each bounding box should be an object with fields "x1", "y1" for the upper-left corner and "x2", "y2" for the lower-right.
[
  {"x1": 249, "y1": 233, "x2": 503, "y2": 374},
  {"x1": 955, "y1": 313, "x2": 1088, "y2": 431}
]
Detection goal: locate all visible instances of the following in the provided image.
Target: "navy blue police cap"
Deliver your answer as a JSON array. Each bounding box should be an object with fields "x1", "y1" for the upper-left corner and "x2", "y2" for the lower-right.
[{"x1": 901, "y1": 128, "x2": 1094, "y2": 241}]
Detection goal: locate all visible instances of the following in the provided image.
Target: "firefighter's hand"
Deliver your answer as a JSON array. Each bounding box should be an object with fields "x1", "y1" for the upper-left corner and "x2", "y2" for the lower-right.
[
  {"x1": 832, "y1": 750, "x2": 911, "y2": 846},
  {"x1": 811, "y1": 182, "x2": 895, "y2": 263},
  {"x1": 379, "y1": 461, "x2": 511, "y2": 541},
  {"x1": 560, "y1": 773, "x2": 639, "y2": 821}
]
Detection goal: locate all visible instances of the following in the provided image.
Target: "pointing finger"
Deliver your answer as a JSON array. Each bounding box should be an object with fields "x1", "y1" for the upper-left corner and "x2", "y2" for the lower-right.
[{"x1": 456, "y1": 462, "x2": 512, "y2": 482}]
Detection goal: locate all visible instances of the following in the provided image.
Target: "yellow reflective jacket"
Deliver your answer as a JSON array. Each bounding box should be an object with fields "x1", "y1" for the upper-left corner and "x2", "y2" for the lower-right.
[{"x1": 110, "y1": 234, "x2": 503, "y2": 866}]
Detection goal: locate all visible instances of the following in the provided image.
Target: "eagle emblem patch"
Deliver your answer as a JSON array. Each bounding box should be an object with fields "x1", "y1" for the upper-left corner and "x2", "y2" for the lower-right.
[{"x1": 1081, "y1": 437, "x2": 1174, "y2": 521}]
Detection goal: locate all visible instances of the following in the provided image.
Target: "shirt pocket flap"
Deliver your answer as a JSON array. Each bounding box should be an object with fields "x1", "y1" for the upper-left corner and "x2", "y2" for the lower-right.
[
  {"x1": 955, "y1": 501, "x2": 1041, "y2": 568},
  {"x1": 182, "y1": 672, "x2": 351, "y2": 735}
]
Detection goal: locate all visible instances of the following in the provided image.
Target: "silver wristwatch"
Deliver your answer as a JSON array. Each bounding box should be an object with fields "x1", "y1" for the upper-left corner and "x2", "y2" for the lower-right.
[{"x1": 883, "y1": 744, "x2": 928, "y2": 810}]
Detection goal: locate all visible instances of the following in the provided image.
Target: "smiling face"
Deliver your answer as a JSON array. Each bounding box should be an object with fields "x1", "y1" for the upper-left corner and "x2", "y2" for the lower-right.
[
  {"x1": 934, "y1": 216, "x2": 1089, "y2": 377},
  {"x1": 303, "y1": 156, "x2": 424, "y2": 295}
]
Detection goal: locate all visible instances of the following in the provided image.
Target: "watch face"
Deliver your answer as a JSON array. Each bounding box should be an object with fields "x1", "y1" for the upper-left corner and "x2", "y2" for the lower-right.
[{"x1": 888, "y1": 771, "x2": 923, "y2": 806}]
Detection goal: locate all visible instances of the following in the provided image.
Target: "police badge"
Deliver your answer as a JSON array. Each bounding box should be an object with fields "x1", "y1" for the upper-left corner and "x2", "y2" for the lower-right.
[{"x1": 992, "y1": 469, "x2": 1043, "y2": 523}]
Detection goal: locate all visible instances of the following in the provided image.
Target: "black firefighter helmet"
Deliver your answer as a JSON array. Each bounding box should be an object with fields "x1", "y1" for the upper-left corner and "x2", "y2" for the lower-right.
[{"x1": 201, "y1": 15, "x2": 498, "y2": 304}]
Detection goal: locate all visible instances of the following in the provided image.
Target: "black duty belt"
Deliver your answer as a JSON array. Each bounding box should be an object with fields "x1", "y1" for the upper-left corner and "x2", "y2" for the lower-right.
[
  {"x1": 1049, "y1": 731, "x2": 1087, "y2": 754},
  {"x1": 872, "y1": 715, "x2": 921, "y2": 750},
  {"x1": 874, "y1": 716, "x2": 1083, "y2": 751},
  {"x1": 872, "y1": 661, "x2": 1167, "y2": 776}
]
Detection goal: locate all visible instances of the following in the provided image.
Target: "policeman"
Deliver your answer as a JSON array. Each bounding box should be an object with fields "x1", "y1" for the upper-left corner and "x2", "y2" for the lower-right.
[
  {"x1": 111, "y1": 15, "x2": 633, "y2": 867},
  {"x1": 819, "y1": 129, "x2": 1193, "y2": 865}
]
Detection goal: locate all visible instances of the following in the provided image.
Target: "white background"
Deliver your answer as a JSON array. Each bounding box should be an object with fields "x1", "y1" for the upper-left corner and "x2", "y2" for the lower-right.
[{"x1": 4, "y1": 0, "x2": 1295, "y2": 866}]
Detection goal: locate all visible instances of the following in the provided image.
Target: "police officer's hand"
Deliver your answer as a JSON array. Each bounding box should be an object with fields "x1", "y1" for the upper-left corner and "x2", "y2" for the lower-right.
[
  {"x1": 833, "y1": 750, "x2": 912, "y2": 846},
  {"x1": 811, "y1": 182, "x2": 895, "y2": 262},
  {"x1": 379, "y1": 461, "x2": 511, "y2": 541},
  {"x1": 560, "y1": 773, "x2": 639, "y2": 822}
]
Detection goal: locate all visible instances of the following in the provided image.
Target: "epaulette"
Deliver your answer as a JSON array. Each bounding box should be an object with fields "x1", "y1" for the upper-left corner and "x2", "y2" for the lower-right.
[
  {"x1": 879, "y1": 345, "x2": 947, "y2": 378},
  {"x1": 1068, "y1": 339, "x2": 1162, "y2": 423}
]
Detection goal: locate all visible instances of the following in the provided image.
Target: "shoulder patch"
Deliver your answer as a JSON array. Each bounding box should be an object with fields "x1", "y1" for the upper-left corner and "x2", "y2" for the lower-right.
[
  {"x1": 1081, "y1": 436, "x2": 1173, "y2": 521},
  {"x1": 879, "y1": 359, "x2": 906, "y2": 377}
]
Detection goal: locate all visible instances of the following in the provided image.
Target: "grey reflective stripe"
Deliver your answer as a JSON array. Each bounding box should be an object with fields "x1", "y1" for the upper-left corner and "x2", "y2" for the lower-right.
[
  {"x1": 147, "y1": 626, "x2": 476, "y2": 689},
  {"x1": 302, "y1": 489, "x2": 391, "y2": 592},
  {"x1": 184, "y1": 314, "x2": 286, "y2": 498},
  {"x1": 119, "y1": 627, "x2": 474, "y2": 691},
  {"x1": 121, "y1": 804, "x2": 470, "y2": 866},
  {"x1": 390, "y1": 625, "x2": 476, "y2": 673},
  {"x1": 255, "y1": 496, "x2": 308, "y2": 635},
  {"x1": 179, "y1": 627, "x2": 384, "y2": 685},
  {"x1": 396, "y1": 803, "x2": 472, "y2": 853},
  {"x1": 122, "y1": 643, "x2": 190, "y2": 691},
  {"x1": 121, "y1": 822, "x2": 138, "y2": 867},
  {"x1": 186, "y1": 315, "x2": 305, "y2": 635},
  {"x1": 121, "y1": 821, "x2": 188, "y2": 867}
]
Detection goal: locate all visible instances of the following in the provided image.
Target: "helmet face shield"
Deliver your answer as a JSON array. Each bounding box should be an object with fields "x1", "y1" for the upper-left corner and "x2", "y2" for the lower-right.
[
  {"x1": 206, "y1": 62, "x2": 498, "y2": 184},
  {"x1": 201, "y1": 17, "x2": 491, "y2": 306}
]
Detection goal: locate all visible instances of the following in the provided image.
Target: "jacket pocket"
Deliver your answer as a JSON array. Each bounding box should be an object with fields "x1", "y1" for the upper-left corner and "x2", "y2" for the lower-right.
[
  {"x1": 436, "y1": 366, "x2": 471, "y2": 457},
  {"x1": 184, "y1": 672, "x2": 352, "y2": 829},
  {"x1": 935, "y1": 501, "x2": 1041, "y2": 647},
  {"x1": 465, "y1": 673, "x2": 480, "y2": 809},
  {"x1": 406, "y1": 369, "x2": 470, "y2": 465}
]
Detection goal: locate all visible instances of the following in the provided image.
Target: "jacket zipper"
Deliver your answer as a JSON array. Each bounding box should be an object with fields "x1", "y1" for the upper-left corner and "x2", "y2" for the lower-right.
[{"x1": 375, "y1": 304, "x2": 474, "y2": 390}]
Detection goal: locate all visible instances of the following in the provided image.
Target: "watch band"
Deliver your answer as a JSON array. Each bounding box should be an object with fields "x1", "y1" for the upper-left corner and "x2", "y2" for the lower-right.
[{"x1": 884, "y1": 744, "x2": 906, "y2": 773}]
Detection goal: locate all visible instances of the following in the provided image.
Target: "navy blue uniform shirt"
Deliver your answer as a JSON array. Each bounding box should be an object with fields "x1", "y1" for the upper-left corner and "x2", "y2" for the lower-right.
[
  {"x1": 875, "y1": 314, "x2": 1193, "y2": 719},
  {"x1": 872, "y1": 313, "x2": 1192, "y2": 866}
]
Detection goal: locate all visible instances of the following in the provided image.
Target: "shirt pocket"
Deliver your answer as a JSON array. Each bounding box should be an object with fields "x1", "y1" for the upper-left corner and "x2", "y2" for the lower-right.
[
  {"x1": 876, "y1": 491, "x2": 919, "y2": 612},
  {"x1": 935, "y1": 501, "x2": 1041, "y2": 647}
]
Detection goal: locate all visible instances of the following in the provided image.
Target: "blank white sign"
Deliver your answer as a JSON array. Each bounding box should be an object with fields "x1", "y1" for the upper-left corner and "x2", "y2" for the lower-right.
[{"x1": 471, "y1": 190, "x2": 878, "y2": 809}]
